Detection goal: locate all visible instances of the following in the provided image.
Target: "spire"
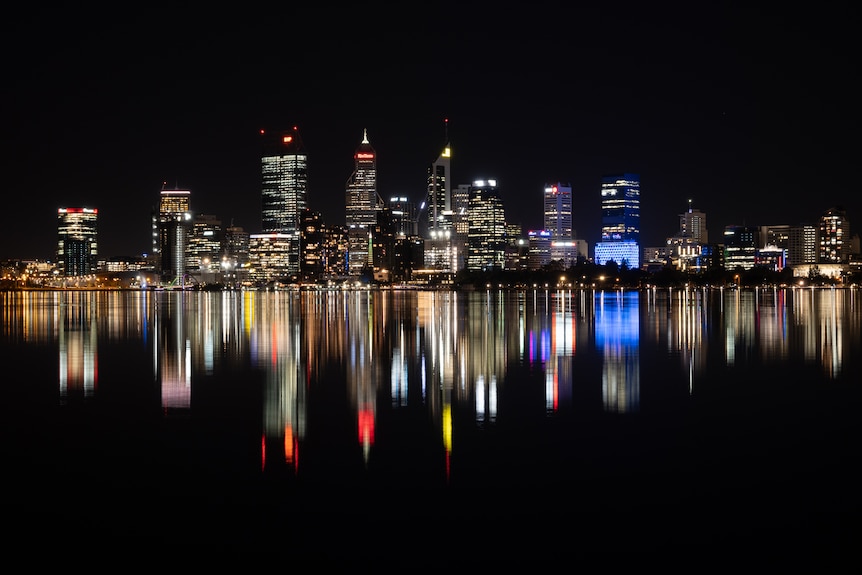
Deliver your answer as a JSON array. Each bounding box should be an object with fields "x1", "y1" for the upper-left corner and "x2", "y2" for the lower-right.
[{"x1": 362, "y1": 128, "x2": 369, "y2": 144}]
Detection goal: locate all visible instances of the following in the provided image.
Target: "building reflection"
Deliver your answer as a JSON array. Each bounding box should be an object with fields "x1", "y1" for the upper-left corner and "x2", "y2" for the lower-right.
[
  {"x1": 595, "y1": 289, "x2": 640, "y2": 413},
  {"x1": 249, "y1": 292, "x2": 306, "y2": 474},
  {"x1": 2, "y1": 285, "x2": 860, "y2": 489},
  {"x1": 58, "y1": 291, "x2": 98, "y2": 402},
  {"x1": 151, "y1": 292, "x2": 192, "y2": 411}
]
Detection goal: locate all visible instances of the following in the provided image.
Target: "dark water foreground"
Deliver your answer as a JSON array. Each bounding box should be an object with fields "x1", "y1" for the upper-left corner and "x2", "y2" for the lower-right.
[{"x1": 1, "y1": 288, "x2": 859, "y2": 564}]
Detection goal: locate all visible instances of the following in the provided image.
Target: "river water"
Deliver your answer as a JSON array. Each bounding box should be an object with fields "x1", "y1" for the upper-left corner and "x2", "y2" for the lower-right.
[{"x1": 1, "y1": 287, "x2": 859, "y2": 561}]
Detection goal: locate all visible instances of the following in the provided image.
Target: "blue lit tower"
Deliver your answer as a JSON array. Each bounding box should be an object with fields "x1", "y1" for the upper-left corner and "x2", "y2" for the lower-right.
[
  {"x1": 261, "y1": 127, "x2": 308, "y2": 274},
  {"x1": 594, "y1": 173, "x2": 640, "y2": 269},
  {"x1": 57, "y1": 207, "x2": 98, "y2": 276}
]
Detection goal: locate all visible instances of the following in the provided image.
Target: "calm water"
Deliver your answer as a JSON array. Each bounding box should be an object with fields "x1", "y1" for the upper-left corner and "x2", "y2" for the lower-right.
[{"x1": 2, "y1": 287, "x2": 860, "y2": 558}]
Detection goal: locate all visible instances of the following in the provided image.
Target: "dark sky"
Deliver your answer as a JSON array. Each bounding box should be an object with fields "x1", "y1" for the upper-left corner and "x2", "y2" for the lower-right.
[{"x1": 3, "y1": 3, "x2": 858, "y2": 260}]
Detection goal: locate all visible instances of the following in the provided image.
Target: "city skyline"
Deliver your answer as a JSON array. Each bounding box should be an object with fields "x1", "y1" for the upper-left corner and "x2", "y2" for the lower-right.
[{"x1": 3, "y1": 3, "x2": 857, "y2": 260}]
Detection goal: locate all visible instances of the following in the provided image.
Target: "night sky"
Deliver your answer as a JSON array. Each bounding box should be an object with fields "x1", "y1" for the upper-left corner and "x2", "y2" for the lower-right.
[{"x1": 3, "y1": 3, "x2": 857, "y2": 261}]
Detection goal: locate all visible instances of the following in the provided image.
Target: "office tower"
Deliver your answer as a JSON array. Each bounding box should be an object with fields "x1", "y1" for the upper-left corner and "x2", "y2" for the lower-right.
[
  {"x1": 57, "y1": 207, "x2": 98, "y2": 276},
  {"x1": 154, "y1": 186, "x2": 191, "y2": 285},
  {"x1": 819, "y1": 206, "x2": 850, "y2": 263},
  {"x1": 424, "y1": 119, "x2": 453, "y2": 238},
  {"x1": 423, "y1": 120, "x2": 457, "y2": 272},
  {"x1": 300, "y1": 208, "x2": 325, "y2": 282},
  {"x1": 594, "y1": 173, "x2": 640, "y2": 269},
  {"x1": 467, "y1": 179, "x2": 506, "y2": 272},
  {"x1": 222, "y1": 224, "x2": 249, "y2": 286},
  {"x1": 345, "y1": 129, "x2": 381, "y2": 276},
  {"x1": 543, "y1": 183, "x2": 573, "y2": 239},
  {"x1": 388, "y1": 196, "x2": 418, "y2": 238},
  {"x1": 788, "y1": 224, "x2": 818, "y2": 266},
  {"x1": 679, "y1": 200, "x2": 708, "y2": 243},
  {"x1": 187, "y1": 214, "x2": 222, "y2": 279},
  {"x1": 261, "y1": 127, "x2": 307, "y2": 274},
  {"x1": 723, "y1": 225, "x2": 757, "y2": 270}
]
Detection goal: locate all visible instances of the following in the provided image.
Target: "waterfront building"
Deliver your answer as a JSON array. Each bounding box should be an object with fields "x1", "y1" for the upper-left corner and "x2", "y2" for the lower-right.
[
  {"x1": 594, "y1": 173, "x2": 640, "y2": 269},
  {"x1": 248, "y1": 233, "x2": 296, "y2": 285},
  {"x1": 56, "y1": 207, "x2": 98, "y2": 276},
  {"x1": 819, "y1": 206, "x2": 850, "y2": 263},
  {"x1": 261, "y1": 127, "x2": 307, "y2": 275},
  {"x1": 723, "y1": 225, "x2": 758, "y2": 271},
  {"x1": 153, "y1": 186, "x2": 191, "y2": 285},
  {"x1": 187, "y1": 214, "x2": 222, "y2": 281}
]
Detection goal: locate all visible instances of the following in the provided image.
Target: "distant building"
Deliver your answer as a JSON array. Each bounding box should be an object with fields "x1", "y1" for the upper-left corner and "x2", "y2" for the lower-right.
[
  {"x1": 594, "y1": 173, "x2": 640, "y2": 269},
  {"x1": 423, "y1": 120, "x2": 457, "y2": 273},
  {"x1": 544, "y1": 183, "x2": 573, "y2": 240},
  {"x1": 345, "y1": 129, "x2": 381, "y2": 276},
  {"x1": 723, "y1": 225, "x2": 758, "y2": 271},
  {"x1": 819, "y1": 206, "x2": 850, "y2": 263},
  {"x1": 467, "y1": 179, "x2": 506, "y2": 272},
  {"x1": 261, "y1": 127, "x2": 307, "y2": 274},
  {"x1": 56, "y1": 207, "x2": 98, "y2": 276},
  {"x1": 152, "y1": 186, "x2": 192, "y2": 285}
]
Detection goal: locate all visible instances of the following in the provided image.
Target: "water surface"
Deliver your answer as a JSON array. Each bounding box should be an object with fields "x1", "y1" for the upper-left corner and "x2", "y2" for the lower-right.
[{"x1": 2, "y1": 287, "x2": 859, "y2": 558}]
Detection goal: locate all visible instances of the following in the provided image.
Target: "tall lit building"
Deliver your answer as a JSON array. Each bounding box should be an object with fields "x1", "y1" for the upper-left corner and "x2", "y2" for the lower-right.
[
  {"x1": 261, "y1": 127, "x2": 307, "y2": 275},
  {"x1": 345, "y1": 129, "x2": 381, "y2": 275},
  {"x1": 467, "y1": 179, "x2": 506, "y2": 272},
  {"x1": 679, "y1": 200, "x2": 708, "y2": 243},
  {"x1": 187, "y1": 214, "x2": 222, "y2": 279},
  {"x1": 723, "y1": 225, "x2": 757, "y2": 271},
  {"x1": 154, "y1": 186, "x2": 191, "y2": 285},
  {"x1": 424, "y1": 119, "x2": 453, "y2": 238},
  {"x1": 819, "y1": 206, "x2": 850, "y2": 263},
  {"x1": 594, "y1": 173, "x2": 640, "y2": 269},
  {"x1": 423, "y1": 120, "x2": 457, "y2": 272},
  {"x1": 543, "y1": 182, "x2": 573, "y2": 240},
  {"x1": 57, "y1": 207, "x2": 98, "y2": 276},
  {"x1": 788, "y1": 224, "x2": 818, "y2": 266}
]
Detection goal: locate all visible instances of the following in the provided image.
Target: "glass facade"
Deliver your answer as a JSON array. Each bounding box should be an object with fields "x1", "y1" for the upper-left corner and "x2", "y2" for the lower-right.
[
  {"x1": 543, "y1": 182, "x2": 572, "y2": 240},
  {"x1": 345, "y1": 130, "x2": 380, "y2": 276},
  {"x1": 155, "y1": 188, "x2": 191, "y2": 285},
  {"x1": 467, "y1": 179, "x2": 506, "y2": 272},
  {"x1": 595, "y1": 173, "x2": 640, "y2": 268},
  {"x1": 261, "y1": 128, "x2": 307, "y2": 275},
  {"x1": 57, "y1": 207, "x2": 98, "y2": 276}
]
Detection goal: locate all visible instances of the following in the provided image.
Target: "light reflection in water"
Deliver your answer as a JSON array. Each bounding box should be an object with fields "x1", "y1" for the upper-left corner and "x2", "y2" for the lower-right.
[
  {"x1": 595, "y1": 289, "x2": 640, "y2": 413},
  {"x1": 1, "y1": 286, "x2": 860, "y2": 489}
]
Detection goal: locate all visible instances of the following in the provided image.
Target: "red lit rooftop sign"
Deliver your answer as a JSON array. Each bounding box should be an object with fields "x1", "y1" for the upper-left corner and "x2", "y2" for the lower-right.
[{"x1": 356, "y1": 153, "x2": 374, "y2": 159}]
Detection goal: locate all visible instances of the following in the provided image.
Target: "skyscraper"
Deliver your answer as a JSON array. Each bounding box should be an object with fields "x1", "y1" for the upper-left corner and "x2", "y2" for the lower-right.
[
  {"x1": 57, "y1": 207, "x2": 98, "y2": 276},
  {"x1": 679, "y1": 200, "x2": 708, "y2": 243},
  {"x1": 594, "y1": 173, "x2": 640, "y2": 269},
  {"x1": 467, "y1": 179, "x2": 506, "y2": 272},
  {"x1": 261, "y1": 127, "x2": 307, "y2": 274},
  {"x1": 154, "y1": 186, "x2": 191, "y2": 285},
  {"x1": 424, "y1": 119, "x2": 452, "y2": 239},
  {"x1": 543, "y1": 182, "x2": 573, "y2": 240},
  {"x1": 423, "y1": 119, "x2": 457, "y2": 272},
  {"x1": 345, "y1": 129, "x2": 380, "y2": 276}
]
